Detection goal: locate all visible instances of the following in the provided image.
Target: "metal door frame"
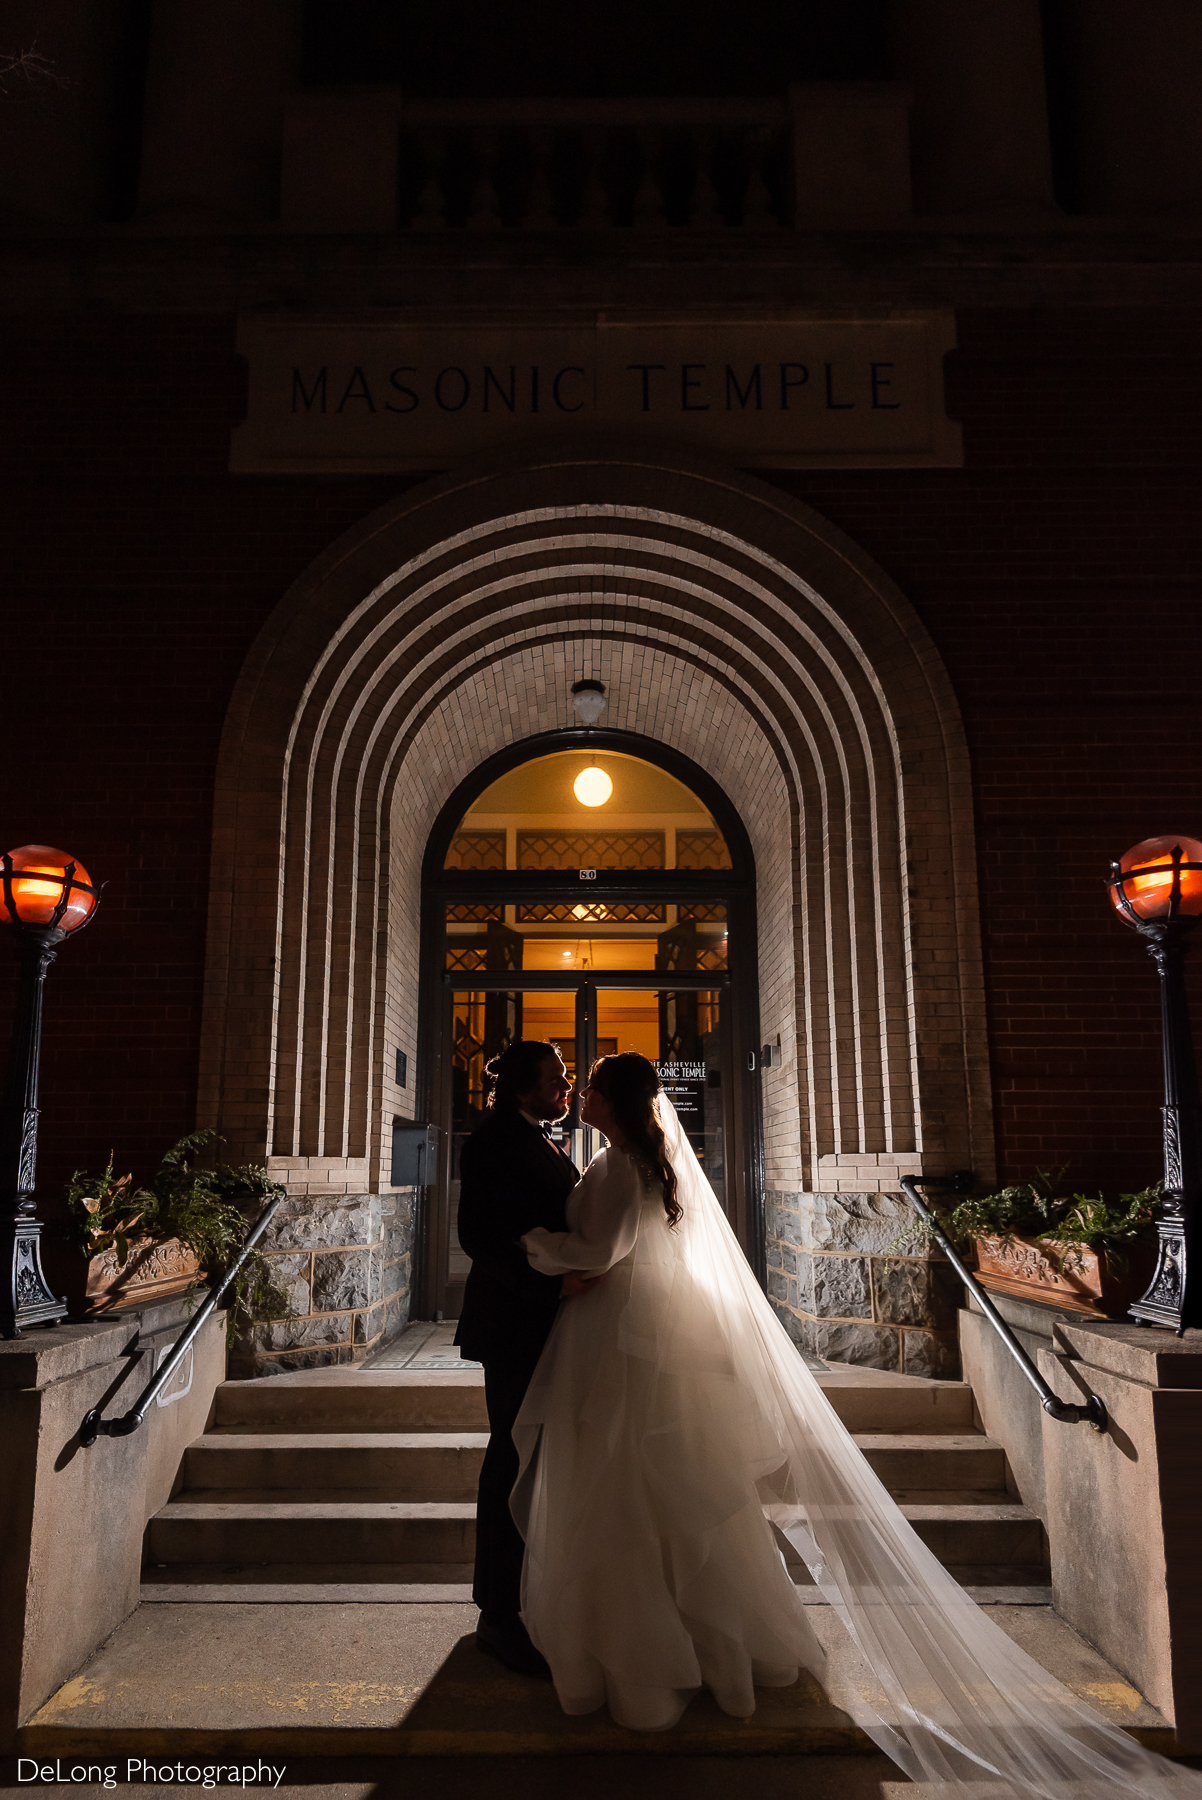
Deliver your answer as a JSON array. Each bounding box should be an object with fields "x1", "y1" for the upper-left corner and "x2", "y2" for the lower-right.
[
  {"x1": 433, "y1": 969, "x2": 735, "y2": 1320},
  {"x1": 413, "y1": 728, "x2": 762, "y2": 1320}
]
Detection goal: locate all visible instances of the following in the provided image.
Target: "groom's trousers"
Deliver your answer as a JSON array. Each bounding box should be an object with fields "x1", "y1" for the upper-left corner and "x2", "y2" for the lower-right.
[{"x1": 474, "y1": 1348, "x2": 542, "y2": 1624}]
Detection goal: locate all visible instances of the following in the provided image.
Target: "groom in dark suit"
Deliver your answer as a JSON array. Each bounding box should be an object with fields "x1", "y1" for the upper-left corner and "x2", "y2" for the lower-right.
[{"x1": 454, "y1": 1039, "x2": 578, "y2": 1676}]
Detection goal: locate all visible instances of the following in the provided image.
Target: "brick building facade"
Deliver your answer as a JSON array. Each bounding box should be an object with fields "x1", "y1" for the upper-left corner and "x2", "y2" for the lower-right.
[{"x1": 2, "y1": 2, "x2": 1200, "y2": 1370}]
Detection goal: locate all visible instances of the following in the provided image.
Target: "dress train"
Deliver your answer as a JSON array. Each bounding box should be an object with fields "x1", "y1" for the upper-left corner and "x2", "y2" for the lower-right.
[{"x1": 514, "y1": 1106, "x2": 1202, "y2": 1795}]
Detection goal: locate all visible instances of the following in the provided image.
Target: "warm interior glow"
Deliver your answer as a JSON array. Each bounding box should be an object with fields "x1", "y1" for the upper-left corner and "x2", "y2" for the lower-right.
[
  {"x1": 1111, "y1": 834, "x2": 1202, "y2": 921},
  {"x1": 573, "y1": 766, "x2": 613, "y2": 807}
]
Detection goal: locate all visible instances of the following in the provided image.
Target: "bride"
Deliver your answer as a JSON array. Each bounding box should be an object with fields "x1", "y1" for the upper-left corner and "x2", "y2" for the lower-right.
[{"x1": 513, "y1": 1052, "x2": 1201, "y2": 1797}]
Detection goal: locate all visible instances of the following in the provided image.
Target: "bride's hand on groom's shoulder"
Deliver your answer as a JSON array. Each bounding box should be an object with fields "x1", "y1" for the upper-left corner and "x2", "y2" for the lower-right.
[{"x1": 561, "y1": 1270, "x2": 605, "y2": 1299}]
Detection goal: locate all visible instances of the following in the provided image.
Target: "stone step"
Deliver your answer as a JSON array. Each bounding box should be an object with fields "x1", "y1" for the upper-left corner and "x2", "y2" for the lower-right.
[
  {"x1": 140, "y1": 1568, "x2": 1054, "y2": 1607},
  {"x1": 850, "y1": 1432, "x2": 1005, "y2": 1491},
  {"x1": 775, "y1": 1494, "x2": 1045, "y2": 1579},
  {"x1": 814, "y1": 1372, "x2": 975, "y2": 1433},
  {"x1": 213, "y1": 1369, "x2": 489, "y2": 1433},
  {"x1": 901, "y1": 1501, "x2": 1046, "y2": 1569},
  {"x1": 147, "y1": 1497, "x2": 475, "y2": 1566},
  {"x1": 208, "y1": 1365, "x2": 975, "y2": 1437},
  {"x1": 140, "y1": 1562, "x2": 476, "y2": 1603},
  {"x1": 183, "y1": 1429, "x2": 997, "y2": 1499},
  {"x1": 149, "y1": 1490, "x2": 1043, "y2": 1579},
  {"x1": 787, "y1": 1563, "x2": 1051, "y2": 1604},
  {"x1": 938, "y1": 1566, "x2": 1053, "y2": 1604},
  {"x1": 18, "y1": 1598, "x2": 1177, "y2": 1758},
  {"x1": 182, "y1": 1432, "x2": 488, "y2": 1496}
]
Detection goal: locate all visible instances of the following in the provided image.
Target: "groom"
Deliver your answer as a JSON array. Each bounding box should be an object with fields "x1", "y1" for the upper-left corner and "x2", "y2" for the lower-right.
[{"x1": 454, "y1": 1039, "x2": 578, "y2": 1676}]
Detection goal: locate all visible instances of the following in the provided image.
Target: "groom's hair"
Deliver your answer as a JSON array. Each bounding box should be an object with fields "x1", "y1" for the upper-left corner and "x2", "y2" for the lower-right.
[{"x1": 484, "y1": 1039, "x2": 560, "y2": 1110}]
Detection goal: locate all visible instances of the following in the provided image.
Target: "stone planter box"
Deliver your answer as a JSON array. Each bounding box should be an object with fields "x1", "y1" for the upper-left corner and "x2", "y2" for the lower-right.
[
  {"x1": 85, "y1": 1236, "x2": 203, "y2": 1313},
  {"x1": 973, "y1": 1233, "x2": 1154, "y2": 1318}
]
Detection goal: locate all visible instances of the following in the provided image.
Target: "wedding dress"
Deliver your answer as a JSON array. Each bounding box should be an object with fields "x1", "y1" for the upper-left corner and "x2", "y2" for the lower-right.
[{"x1": 514, "y1": 1098, "x2": 1202, "y2": 1797}]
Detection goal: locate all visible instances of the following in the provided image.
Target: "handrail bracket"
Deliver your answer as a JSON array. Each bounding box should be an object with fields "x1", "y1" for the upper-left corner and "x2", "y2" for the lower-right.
[
  {"x1": 899, "y1": 1175, "x2": 1108, "y2": 1435},
  {"x1": 78, "y1": 1193, "x2": 283, "y2": 1448}
]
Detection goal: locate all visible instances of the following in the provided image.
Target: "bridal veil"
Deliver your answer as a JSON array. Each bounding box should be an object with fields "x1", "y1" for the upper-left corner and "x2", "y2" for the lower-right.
[{"x1": 518, "y1": 1095, "x2": 1201, "y2": 1797}]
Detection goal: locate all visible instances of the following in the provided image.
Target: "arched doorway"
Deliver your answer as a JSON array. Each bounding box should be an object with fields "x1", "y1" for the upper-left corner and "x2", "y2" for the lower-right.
[
  {"x1": 200, "y1": 442, "x2": 992, "y2": 1371},
  {"x1": 418, "y1": 731, "x2": 760, "y2": 1319}
]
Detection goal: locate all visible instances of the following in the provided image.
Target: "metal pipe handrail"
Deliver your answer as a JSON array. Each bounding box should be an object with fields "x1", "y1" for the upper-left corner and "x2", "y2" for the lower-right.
[
  {"x1": 899, "y1": 1175, "x2": 1107, "y2": 1432},
  {"x1": 78, "y1": 1192, "x2": 284, "y2": 1448}
]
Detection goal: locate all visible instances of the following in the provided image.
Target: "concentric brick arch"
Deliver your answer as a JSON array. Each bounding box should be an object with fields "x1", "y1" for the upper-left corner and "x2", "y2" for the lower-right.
[{"x1": 200, "y1": 445, "x2": 992, "y2": 1208}]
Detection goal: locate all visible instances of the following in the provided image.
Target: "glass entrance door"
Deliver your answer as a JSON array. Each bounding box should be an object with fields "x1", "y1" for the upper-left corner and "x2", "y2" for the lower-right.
[
  {"x1": 583, "y1": 980, "x2": 730, "y2": 1214},
  {"x1": 439, "y1": 971, "x2": 731, "y2": 1318},
  {"x1": 444, "y1": 983, "x2": 581, "y2": 1320},
  {"x1": 421, "y1": 737, "x2": 757, "y2": 1321}
]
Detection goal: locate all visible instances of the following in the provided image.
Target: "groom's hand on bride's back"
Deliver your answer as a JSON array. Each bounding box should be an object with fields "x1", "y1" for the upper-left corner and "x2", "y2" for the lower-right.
[{"x1": 560, "y1": 1270, "x2": 606, "y2": 1299}]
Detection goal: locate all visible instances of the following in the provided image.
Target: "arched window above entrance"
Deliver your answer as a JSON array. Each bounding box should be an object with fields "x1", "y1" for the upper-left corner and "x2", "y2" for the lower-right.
[
  {"x1": 444, "y1": 748, "x2": 731, "y2": 874},
  {"x1": 438, "y1": 747, "x2": 734, "y2": 975}
]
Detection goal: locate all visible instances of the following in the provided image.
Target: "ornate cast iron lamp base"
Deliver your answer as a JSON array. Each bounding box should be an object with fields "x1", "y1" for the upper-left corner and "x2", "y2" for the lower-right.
[
  {"x1": 0, "y1": 849, "x2": 100, "y2": 1335},
  {"x1": 1107, "y1": 842, "x2": 1202, "y2": 1337},
  {"x1": 2, "y1": 1217, "x2": 66, "y2": 1335},
  {"x1": 0, "y1": 933, "x2": 70, "y2": 1338}
]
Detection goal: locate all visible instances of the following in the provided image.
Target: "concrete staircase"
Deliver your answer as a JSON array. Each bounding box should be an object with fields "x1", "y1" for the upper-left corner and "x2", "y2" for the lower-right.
[
  {"x1": 27, "y1": 1357, "x2": 1177, "y2": 1762},
  {"x1": 144, "y1": 1369, "x2": 484, "y2": 1599},
  {"x1": 782, "y1": 1368, "x2": 1048, "y2": 1601},
  {"x1": 142, "y1": 1363, "x2": 1049, "y2": 1603}
]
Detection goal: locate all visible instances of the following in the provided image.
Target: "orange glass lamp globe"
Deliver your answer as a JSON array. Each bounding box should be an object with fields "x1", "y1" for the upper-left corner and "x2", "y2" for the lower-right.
[
  {"x1": 1109, "y1": 835, "x2": 1202, "y2": 923},
  {"x1": 0, "y1": 845, "x2": 98, "y2": 933}
]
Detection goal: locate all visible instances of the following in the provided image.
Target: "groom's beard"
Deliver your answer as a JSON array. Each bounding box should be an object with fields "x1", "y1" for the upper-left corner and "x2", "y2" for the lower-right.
[{"x1": 528, "y1": 1101, "x2": 571, "y2": 1122}]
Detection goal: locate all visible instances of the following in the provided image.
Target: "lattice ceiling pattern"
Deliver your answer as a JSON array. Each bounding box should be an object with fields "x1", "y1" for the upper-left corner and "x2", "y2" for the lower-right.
[
  {"x1": 446, "y1": 830, "x2": 505, "y2": 870},
  {"x1": 517, "y1": 830, "x2": 665, "y2": 870},
  {"x1": 676, "y1": 830, "x2": 733, "y2": 870}
]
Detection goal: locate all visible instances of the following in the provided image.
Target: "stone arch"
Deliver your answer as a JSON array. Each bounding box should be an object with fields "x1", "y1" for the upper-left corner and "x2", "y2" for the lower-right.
[{"x1": 200, "y1": 444, "x2": 992, "y2": 1224}]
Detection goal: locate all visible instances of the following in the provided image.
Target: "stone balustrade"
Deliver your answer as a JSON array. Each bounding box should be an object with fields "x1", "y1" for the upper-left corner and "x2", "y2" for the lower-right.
[{"x1": 280, "y1": 86, "x2": 914, "y2": 233}]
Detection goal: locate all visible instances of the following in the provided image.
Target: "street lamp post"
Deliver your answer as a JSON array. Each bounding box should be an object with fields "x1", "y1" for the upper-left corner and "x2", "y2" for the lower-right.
[
  {"x1": 1107, "y1": 834, "x2": 1202, "y2": 1335},
  {"x1": 0, "y1": 844, "x2": 99, "y2": 1337}
]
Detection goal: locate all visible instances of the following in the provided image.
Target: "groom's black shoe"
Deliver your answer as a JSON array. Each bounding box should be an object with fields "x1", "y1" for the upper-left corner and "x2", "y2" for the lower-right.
[{"x1": 476, "y1": 1613, "x2": 552, "y2": 1678}]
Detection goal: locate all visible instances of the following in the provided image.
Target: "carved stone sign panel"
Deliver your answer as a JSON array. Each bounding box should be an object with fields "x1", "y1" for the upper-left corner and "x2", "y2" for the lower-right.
[{"x1": 231, "y1": 314, "x2": 962, "y2": 472}]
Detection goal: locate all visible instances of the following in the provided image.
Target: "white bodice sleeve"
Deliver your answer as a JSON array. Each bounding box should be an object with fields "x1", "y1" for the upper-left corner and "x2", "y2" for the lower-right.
[{"x1": 522, "y1": 1147, "x2": 644, "y2": 1275}]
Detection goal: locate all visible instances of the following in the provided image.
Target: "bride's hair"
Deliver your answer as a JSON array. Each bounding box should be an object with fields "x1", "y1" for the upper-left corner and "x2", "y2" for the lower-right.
[{"x1": 589, "y1": 1053, "x2": 681, "y2": 1228}]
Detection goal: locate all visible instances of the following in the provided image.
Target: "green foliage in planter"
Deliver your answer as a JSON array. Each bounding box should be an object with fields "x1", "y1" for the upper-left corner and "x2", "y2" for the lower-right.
[
  {"x1": 1028, "y1": 1186, "x2": 1163, "y2": 1272},
  {"x1": 916, "y1": 1168, "x2": 1163, "y2": 1274},
  {"x1": 67, "y1": 1129, "x2": 293, "y2": 1342},
  {"x1": 940, "y1": 1167, "x2": 1066, "y2": 1248}
]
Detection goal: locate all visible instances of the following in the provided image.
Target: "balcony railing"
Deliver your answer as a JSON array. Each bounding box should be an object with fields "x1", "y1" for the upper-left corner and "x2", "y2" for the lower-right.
[{"x1": 280, "y1": 85, "x2": 913, "y2": 234}]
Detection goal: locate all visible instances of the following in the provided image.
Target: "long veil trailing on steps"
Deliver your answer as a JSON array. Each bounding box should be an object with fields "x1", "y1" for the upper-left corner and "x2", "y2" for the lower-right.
[{"x1": 526, "y1": 1094, "x2": 1201, "y2": 1798}]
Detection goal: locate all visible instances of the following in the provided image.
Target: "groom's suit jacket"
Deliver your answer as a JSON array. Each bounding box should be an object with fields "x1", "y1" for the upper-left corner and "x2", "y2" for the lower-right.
[{"x1": 453, "y1": 1108, "x2": 579, "y2": 1366}]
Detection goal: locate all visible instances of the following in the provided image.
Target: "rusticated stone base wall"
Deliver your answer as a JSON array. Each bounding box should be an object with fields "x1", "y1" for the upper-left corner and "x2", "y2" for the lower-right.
[
  {"x1": 230, "y1": 1189, "x2": 415, "y2": 1377},
  {"x1": 766, "y1": 1190, "x2": 962, "y2": 1378}
]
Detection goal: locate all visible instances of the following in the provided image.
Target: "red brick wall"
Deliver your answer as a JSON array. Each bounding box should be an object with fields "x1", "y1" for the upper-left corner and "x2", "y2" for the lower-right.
[
  {"x1": 1, "y1": 309, "x2": 1198, "y2": 1207},
  {"x1": 765, "y1": 308, "x2": 1202, "y2": 1194}
]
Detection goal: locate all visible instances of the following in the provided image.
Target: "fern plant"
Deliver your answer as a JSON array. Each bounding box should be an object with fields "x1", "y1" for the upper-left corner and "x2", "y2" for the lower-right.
[
  {"x1": 67, "y1": 1130, "x2": 293, "y2": 1343},
  {"x1": 908, "y1": 1169, "x2": 1163, "y2": 1274},
  {"x1": 942, "y1": 1167, "x2": 1067, "y2": 1246},
  {"x1": 1034, "y1": 1186, "x2": 1163, "y2": 1273}
]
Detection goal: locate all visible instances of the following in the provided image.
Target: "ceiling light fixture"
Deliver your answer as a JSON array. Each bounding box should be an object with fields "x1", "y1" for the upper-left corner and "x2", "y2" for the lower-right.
[
  {"x1": 571, "y1": 678, "x2": 607, "y2": 726},
  {"x1": 574, "y1": 767, "x2": 613, "y2": 807}
]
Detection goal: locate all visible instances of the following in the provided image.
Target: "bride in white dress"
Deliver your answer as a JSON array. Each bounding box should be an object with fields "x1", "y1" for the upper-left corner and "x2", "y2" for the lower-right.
[{"x1": 513, "y1": 1053, "x2": 1202, "y2": 1797}]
